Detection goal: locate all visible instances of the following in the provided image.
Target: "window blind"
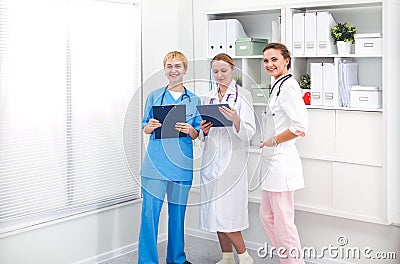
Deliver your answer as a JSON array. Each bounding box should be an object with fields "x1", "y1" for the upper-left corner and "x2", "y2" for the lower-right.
[{"x1": 0, "y1": 0, "x2": 141, "y2": 234}]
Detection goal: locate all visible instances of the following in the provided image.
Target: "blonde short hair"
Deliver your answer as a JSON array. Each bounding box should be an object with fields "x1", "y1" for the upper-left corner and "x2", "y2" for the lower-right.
[{"x1": 163, "y1": 51, "x2": 188, "y2": 70}]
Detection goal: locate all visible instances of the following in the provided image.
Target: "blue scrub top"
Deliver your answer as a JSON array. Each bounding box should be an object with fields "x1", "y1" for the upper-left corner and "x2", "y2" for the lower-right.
[{"x1": 140, "y1": 87, "x2": 202, "y2": 181}]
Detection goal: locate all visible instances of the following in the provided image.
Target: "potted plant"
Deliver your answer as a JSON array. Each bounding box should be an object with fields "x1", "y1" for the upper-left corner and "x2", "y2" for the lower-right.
[
  {"x1": 298, "y1": 74, "x2": 311, "y2": 105},
  {"x1": 234, "y1": 75, "x2": 243, "y2": 86},
  {"x1": 330, "y1": 22, "x2": 357, "y2": 54}
]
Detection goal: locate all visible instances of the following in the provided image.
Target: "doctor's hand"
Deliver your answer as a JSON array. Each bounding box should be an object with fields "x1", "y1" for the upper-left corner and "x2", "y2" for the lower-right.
[
  {"x1": 259, "y1": 137, "x2": 277, "y2": 148},
  {"x1": 175, "y1": 122, "x2": 199, "y2": 140},
  {"x1": 200, "y1": 120, "x2": 213, "y2": 136},
  {"x1": 219, "y1": 106, "x2": 240, "y2": 124},
  {"x1": 219, "y1": 106, "x2": 241, "y2": 132},
  {"x1": 144, "y1": 118, "x2": 161, "y2": 134}
]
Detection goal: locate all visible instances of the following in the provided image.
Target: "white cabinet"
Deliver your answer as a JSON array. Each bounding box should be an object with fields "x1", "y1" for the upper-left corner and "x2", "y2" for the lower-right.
[
  {"x1": 335, "y1": 110, "x2": 382, "y2": 166},
  {"x1": 202, "y1": 0, "x2": 400, "y2": 225},
  {"x1": 296, "y1": 108, "x2": 385, "y2": 222},
  {"x1": 296, "y1": 109, "x2": 335, "y2": 160},
  {"x1": 334, "y1": 162, "x2": 383, "y2": 219},
  {"x1": 295, "y1": 159, "x2": 333, "y2": 210}
]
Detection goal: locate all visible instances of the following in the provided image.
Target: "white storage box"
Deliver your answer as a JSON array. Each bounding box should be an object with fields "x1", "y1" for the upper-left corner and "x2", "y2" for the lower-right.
[
  {"x1": 350, "y1": 85, "x2": 382, "y2": 109},
  {"x1": 355, "y1": 33, "x2": 382, "y2": 55}
]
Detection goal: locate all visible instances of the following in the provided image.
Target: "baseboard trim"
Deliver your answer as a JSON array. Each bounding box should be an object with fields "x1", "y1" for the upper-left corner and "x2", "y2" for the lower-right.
[
  {"x1": 72, "y1": 233, "x2": 167, "y2": 264},
  {"x1": 184, "y1": 227, "x2": 218, "y2": 242}
]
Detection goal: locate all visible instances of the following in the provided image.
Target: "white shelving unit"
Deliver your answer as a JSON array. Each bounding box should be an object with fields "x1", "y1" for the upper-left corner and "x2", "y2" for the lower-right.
[
  {"x1": 205, "y1": 0, "x2": 400, "y2": 225},
  {"x1": 287, "y1": 1, "x2": 389, "y2": 225}
]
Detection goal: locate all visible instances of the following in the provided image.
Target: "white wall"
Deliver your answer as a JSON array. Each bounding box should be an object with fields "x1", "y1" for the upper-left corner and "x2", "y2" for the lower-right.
[
  {"x1": 142, "y1": 0, "x2": 194, "y2": 99},
  {"x1": 0, "y1": 201, "x2": 142, "y2": 264}
]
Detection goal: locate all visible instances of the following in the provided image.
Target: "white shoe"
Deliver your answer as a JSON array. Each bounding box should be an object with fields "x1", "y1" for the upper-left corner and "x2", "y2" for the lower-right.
[
  {"x1": 238, "y1": 251, "x2": 253, "y2": 264},
  {"x1": 216, "y1": 252, "x2": 235, "y2": 264}
]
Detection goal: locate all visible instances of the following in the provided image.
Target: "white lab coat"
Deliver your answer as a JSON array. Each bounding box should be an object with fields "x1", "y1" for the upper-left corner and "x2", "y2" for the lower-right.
[
  {"x1": 260, "y1": 74, "x2": 309, "y2": 192},
  {"x1": 199, "y1": 81, "x2": 256, "y2": 232}
]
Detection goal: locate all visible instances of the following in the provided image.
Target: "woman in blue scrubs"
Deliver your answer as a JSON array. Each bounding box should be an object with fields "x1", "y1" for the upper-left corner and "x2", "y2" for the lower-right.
[{"x1": 138, "y1": 51, "x2": 201, "y2": 264}]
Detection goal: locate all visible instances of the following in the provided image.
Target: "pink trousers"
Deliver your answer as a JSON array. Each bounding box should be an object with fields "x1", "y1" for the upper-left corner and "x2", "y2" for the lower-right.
[{"x1": 259, "y1": 190, "x2": 305, "y2": 264}]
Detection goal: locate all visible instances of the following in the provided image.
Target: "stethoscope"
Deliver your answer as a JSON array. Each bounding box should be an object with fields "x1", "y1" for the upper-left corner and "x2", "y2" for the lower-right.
[
  {"x1": 209, "y1": 83, "x2": 239, "y2": 105},
  {"x1": 160, "y1": 85, "x2": 191, "y2": 106},
  {"x1": 266, "y1": 73, "x2": 292, "y2": 116},
  {"x1": 269, "y1": 73, "x2": 292, "y2": 97}
]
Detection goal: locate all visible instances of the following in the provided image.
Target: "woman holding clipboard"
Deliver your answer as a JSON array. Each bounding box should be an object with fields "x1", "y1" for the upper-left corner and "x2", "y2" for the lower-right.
[
  {"x1": 199, "y1": 53, "x2": 256, "y2": 264},
  {"x1": 139, "y1": 51, "x2": 201, "y2": 264}
]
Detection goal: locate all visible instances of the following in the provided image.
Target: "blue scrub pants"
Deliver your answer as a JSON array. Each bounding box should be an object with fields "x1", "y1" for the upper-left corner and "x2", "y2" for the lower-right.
[{"x1": 138, "y1": 177, "x2": 192, "y2": 264}]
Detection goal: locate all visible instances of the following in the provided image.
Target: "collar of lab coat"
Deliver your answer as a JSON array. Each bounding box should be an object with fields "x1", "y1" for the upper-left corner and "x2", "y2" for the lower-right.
[
  {"x1": 271, "y1": 73, "x2": 291, "y2": 91},
  {"x1": 268, "y1": 73, "x2": 292, "y2": 110},
  {"x1": 210, "y1": 80, "x2": 237, "y2": 99}
]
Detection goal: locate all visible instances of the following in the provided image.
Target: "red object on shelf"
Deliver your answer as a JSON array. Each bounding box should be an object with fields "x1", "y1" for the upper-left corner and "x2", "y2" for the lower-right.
[{"x1": 303, "y1": 91, "x2": 311, "y2": 105}]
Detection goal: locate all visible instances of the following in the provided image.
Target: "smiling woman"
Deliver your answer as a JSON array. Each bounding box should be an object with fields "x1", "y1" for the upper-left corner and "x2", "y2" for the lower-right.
[
  {"x1": 138, "y1": 51, "x2": 202, "y2": 264},
  {"x1": 259, "y1": 42, "x2": 309, "y2": 264}
]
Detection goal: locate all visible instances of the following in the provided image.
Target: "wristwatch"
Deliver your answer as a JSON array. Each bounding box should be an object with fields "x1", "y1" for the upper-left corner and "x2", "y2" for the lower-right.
[{"x1": 271, "y1": 136, "x2": 278, "y2": 147}]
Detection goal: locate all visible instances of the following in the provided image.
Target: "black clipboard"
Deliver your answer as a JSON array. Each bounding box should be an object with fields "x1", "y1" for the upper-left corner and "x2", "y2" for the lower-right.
[
  {"x1": 153, "y1": 104, "x2": 186, "y2": 139},
  {"x1": 196, "y1": 104, "x2": 232, "y2": 127}
]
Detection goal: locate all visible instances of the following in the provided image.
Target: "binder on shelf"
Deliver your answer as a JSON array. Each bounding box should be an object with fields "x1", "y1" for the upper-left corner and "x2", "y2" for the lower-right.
[
  {"x1": 316, "y1": 12, "x2": 336, "y2": 55},
  {"x1": 305, "y1": 12, "x2": 317, "y2": 55},
  {"x1": 208, "y1": 20, "x2": 226, "y2": 58},
  {"x1": 271, "y1": 20, "x2": 280, "y2": 43},
  {"x1": 208, "y1": 19, "x2": 248, "y2": 58},
  {"x1": 323, "y1": 63, "x2": 339, "y2": 107},
  {"x1": 226, "y1": 19, "x2": 248, "y2": 57},
  {"x1": 292, "y1": 13, "x2": 305, "y2": 55},
  {"x1": 310, "y1": 63, "x2": 323, "y2": 106},
  {"x1": 338, "y1": 60, "x2": 358, "y2": 107}
]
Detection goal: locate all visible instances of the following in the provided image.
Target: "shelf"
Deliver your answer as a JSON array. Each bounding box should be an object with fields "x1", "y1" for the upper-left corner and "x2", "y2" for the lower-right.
[
  {"x1": 294, "y1": 204, "x2": 388, "y2": 225},
  {"x1": 293, "y1": 54, "x2": 382, "y2": 58},
  {"x1": 253, "y1": 104, "x2": 383, "y2": 112},
  {"x1": 306, "y1": 105, "x2": 383, "y2": 112},
  {"x1": 207, "y1": 7, "x2": 282, "y2": 16},
  {"x1": 249, "y1": 146, "x2": 382, "y2": 167},
  {"x1": 300, "y1": 155, "x2": 382, "y2": 167},
  {"x1": 232, "y1": 55, "x2": 264, "y2": 59},
  {"x1": 290, "y1": 1, "x2": 382, "y2": 13}
]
